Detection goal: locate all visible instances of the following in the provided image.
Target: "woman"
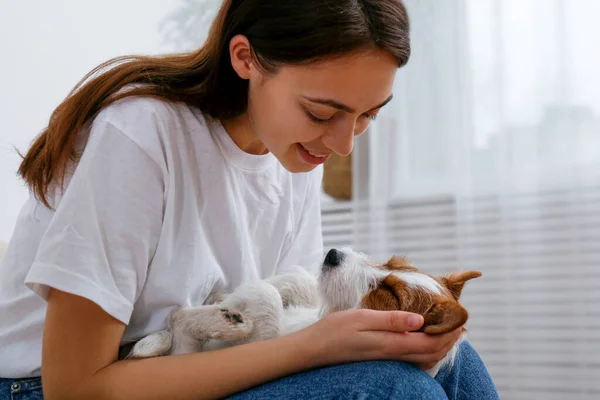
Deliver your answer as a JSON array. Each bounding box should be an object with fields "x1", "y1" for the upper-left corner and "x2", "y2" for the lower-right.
[{"x1": 0, "y1": 0, "x2": 499, "y2": 399}]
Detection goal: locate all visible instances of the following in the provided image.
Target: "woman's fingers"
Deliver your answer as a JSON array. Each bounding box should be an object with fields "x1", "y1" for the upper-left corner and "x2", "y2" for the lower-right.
[
  {"x1": 360, "y1": 324, "x2": 463, "y2": 362},
  {"x1": 394, "y1": 338, "x2": 459, "y2": 366},
  {"x1": 402, "y1": 329, "x2": 464, "y2": 369},
  {"x1": 417, "y1": 362, "x2": 439, "y2": 371},
  {"x1": 354, "y1": 309, "x2": 425, "y2": 333},
  {"x1": 390, "y1": 328, "x2": 461, "y2": 354}
]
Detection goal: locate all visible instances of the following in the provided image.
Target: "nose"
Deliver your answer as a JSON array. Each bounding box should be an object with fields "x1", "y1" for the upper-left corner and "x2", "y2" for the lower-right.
[
  {"x1": 322, "y1": 123, "x2": 357, "y2": 156},
  {"x1": 324, "y1": 248, "x2": 344, "y2": 268}
]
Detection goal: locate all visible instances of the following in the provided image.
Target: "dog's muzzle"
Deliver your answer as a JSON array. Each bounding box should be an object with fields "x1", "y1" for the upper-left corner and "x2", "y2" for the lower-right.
[{"x1": 323, "y1": 248, "x2": 344, "y2": 270}]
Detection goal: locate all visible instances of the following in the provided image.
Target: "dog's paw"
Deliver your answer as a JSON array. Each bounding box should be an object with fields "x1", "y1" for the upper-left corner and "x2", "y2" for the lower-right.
[
  {"x1": 222, "y1": 309, "x2": 245, "y2": 324},
  {"x1": 126, "y1": 330, "x2": 172, "y2": 359},
  {"x1": 210, "y1": 308, "x2": 253, "y2": 341},
  {"x1": 170, "y1": 305, "x2": 253, "y2": 342}
]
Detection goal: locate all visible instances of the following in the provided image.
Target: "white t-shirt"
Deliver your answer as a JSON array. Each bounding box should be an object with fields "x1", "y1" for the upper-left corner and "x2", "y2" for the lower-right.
[{"x1": 0, "y1": 96, "x2": 324, "y2": 378}]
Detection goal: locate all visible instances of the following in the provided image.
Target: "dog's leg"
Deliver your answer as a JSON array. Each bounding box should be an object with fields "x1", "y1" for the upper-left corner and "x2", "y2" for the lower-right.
[
  {"x1": 131, "y1": 276, "x2": 291, "y2": 359},
  {"x1": 126, "y1": 330, "x2": 173, "y2": 359},
  {"x1": 219, "y1": 280, "x2": 284, "y2": 343},
  {"x1": 169, "y1": 305, "x2": 254, "y2": 355}
]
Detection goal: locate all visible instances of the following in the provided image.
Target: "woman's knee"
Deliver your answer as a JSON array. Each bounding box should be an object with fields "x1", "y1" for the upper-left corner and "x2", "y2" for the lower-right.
[
  {"x1": 453, "y1": 340, "x2": 488, "y2": 371},
  {"x1": 436, "y1": 341, "x2": 500, "y2": 400}
]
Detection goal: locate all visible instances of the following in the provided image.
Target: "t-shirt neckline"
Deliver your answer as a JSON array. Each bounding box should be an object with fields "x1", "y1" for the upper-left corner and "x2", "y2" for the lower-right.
[{"x1": 208, "y1": 116, "x2": 277, "y2": 172}]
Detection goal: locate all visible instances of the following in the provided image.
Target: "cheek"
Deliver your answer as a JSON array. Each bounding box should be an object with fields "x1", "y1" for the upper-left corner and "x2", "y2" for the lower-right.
[
  {"x1": 249, "y1": 85, "x2": 320, "y2": 145},
  {"x1": 247, "y1": 90, "x2": 284, "y2": 140}
]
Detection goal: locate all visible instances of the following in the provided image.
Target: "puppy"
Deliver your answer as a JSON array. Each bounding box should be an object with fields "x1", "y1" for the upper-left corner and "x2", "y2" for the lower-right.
[{"x1": 128, "y1": 248, "x2": 480, "y2": 377}]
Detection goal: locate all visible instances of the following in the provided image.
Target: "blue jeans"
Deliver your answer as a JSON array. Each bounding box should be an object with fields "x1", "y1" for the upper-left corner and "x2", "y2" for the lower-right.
[
  {"x1": 1, "y1": 342, "x2": 498, "y2": 399},
  {"x1": 0, "y1": 377, "x2": 43, "y2": 400},
  {"x1": 228, "y1": 341, "x2": 499, "y2": 400}
]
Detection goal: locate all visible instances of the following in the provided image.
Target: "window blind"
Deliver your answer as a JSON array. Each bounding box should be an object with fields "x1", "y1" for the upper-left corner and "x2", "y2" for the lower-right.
[{"x1": 321, "y1": 184, "x2": 600, "y2": 399}]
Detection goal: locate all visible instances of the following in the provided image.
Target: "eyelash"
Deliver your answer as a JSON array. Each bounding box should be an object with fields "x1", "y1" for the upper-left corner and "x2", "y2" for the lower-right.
[{"x1": 305, "y1": 110, "x2": 378, "y2": 124}]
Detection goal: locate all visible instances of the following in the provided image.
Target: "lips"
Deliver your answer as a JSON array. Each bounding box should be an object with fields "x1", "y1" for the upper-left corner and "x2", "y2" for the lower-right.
[
  {"x1": 301, "y1": 144, "x2": 329, "y2": 158},
  {"x1": 297, "y1": 144, "x2": 331, "y2": 165}
]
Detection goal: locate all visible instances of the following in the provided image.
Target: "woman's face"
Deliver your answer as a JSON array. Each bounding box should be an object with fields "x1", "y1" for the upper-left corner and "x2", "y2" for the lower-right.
[{"x1": 227, "y1": 36, "x2": 398, "y2": 173}]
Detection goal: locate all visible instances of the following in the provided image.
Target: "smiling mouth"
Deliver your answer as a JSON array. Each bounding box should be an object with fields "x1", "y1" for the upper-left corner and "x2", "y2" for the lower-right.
[
  {"x1": 300, "y1": 144, "x2": 329, "y2": 158},
  {"x1": 296, "y1": 143, "x2": 331, "y2": 166}
]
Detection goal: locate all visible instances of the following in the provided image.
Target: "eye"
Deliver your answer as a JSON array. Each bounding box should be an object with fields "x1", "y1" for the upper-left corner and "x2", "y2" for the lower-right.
[
  {"x1": 363, "y1": 113, "x2": 378, "y2": 121},
  {"x1": 304, "y1": 109, "x2": 333, "y2": 124}
]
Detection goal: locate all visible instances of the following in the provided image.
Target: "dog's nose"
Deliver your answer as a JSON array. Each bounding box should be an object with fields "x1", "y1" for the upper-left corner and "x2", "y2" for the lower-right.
[{"x1": 324, "y1": 248, "x2": 344, "y2": 268}]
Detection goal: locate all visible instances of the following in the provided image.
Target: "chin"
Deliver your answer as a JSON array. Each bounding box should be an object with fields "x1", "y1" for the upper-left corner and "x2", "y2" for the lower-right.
[
  {"x1": 278, "y1": 156, "x2": 319, "y2": 173},
  {"x1": 288, "y1": 163, "x2": 318, "y2": 173}
]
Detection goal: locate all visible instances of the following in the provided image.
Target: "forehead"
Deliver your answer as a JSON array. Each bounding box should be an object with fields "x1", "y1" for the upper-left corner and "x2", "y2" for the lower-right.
[{"x1": 273, "y1": 48, "x2": 398, "y2": 109}]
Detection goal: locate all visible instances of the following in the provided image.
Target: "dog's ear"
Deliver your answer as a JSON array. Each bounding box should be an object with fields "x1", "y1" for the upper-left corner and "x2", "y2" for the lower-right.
[
  {"x1": 385, "y1": 256, "x2": 419, "y2": 272},
  {"x1": 422, "y1": 301, "x2": 468, "y2": 335},
  {"x1": 440, "y1": 271, "x2": 482, "y2": 300},
  {"x1": 361, "y1": 274, "x2": 403, "y2": 311}
]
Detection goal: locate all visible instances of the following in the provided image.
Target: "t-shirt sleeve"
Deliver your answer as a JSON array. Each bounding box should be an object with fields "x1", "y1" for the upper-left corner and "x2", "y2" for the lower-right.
[
  {"x1": 276, "y1": 167, "x2": 325, "y2": 276},
  {"x1": 24, "y1": 114, "x2": 165, "y2": 325}
]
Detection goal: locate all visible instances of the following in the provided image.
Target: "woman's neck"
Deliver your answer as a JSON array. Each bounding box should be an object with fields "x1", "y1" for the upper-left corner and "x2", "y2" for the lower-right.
[{"x1": 221, "y1": 113, "x2": 269, "y2": 155}]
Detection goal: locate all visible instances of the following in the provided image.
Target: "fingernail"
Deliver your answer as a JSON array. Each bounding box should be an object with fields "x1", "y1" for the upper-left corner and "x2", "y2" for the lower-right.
[{"x1": 408, "y1": 314, "x2": 423, "y2": 329}]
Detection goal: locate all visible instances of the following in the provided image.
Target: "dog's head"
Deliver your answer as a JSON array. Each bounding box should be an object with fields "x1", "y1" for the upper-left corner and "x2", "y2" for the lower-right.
[{"x1": 318, "y1": 247, "x2": 481, "y2": 334}]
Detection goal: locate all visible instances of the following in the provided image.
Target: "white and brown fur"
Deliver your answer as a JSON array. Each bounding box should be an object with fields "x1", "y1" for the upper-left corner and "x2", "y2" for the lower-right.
[{"x1": 127, "y1": 247, "x2": 481, "y2": 377}]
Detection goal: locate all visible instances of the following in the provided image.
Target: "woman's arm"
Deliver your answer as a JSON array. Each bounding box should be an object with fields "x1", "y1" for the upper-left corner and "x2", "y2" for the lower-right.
[
  {"x1": 43, "y1": 288, "x2": 462, "y2": 400},
  {"x1": 43, "y1": 288, "x2": 317, "y2": 400}
]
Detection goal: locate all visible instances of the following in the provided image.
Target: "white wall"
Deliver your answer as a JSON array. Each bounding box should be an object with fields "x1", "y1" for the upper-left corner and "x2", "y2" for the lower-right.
[{"x1": 0, "y1": 0, "x2": 183, "y2": 241}]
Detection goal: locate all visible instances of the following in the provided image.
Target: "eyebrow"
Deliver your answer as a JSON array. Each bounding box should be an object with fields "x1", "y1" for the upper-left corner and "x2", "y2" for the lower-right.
[{"x1": 303, "y1": 94, "x2": 394, "y2": 113}]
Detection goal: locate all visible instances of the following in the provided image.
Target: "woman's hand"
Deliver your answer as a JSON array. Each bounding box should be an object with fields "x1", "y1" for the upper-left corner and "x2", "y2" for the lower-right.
[{"x1": 306, "y1": 309, "x2": 463, "y2": 370}]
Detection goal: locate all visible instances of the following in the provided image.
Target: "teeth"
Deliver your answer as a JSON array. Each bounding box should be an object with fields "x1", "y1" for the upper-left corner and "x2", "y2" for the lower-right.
[{"x1": 303, "y1": 145, "x2": 327, "y2": 158}]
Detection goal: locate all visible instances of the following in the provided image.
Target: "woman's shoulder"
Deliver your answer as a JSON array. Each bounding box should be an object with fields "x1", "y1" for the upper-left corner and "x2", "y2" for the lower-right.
[
  {"x1": 95, "y1": 95, "x2": 202, "y2": 135},
  {"x1": 90, "y1": 95, "x2": 208, "y2": 164}
]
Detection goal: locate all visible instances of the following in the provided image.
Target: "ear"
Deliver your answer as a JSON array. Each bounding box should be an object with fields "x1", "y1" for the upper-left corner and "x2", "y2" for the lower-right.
[
  {"x1": 441, "y1": 270, "x2": 482, "y2": 300},
  {"x1": 229, "y1": 34, "x2": 255, "y2": 80},
  {"x1": 422, "y1": 301, "x2": 468, "y2": 335},
  {"x1": 385, "y1": 255, "x2": 418, "y2": 272},
  {"x1": 361, "y1": 274, "x2": 403, "y2": 311}
]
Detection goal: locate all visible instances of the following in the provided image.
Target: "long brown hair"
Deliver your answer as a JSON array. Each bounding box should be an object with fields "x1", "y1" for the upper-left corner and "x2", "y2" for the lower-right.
[{"x1": 19, "y1": 0, "x2": 410, "y2": 208}]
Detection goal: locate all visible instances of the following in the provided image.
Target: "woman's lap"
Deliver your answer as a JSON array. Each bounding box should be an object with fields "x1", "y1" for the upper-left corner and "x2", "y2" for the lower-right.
[
  {"x1": 228, "y1": 359, "x2": 446, "y2": 400},
  {"x1": 228, "y1": 341, "x2": 500, "y2": 400},
  {"x1": 0, "y1": 342, "x2": 499, "y2": 400},
  {"x1": 0, "y1": 365, "x2": 443, "y2": 400}
]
